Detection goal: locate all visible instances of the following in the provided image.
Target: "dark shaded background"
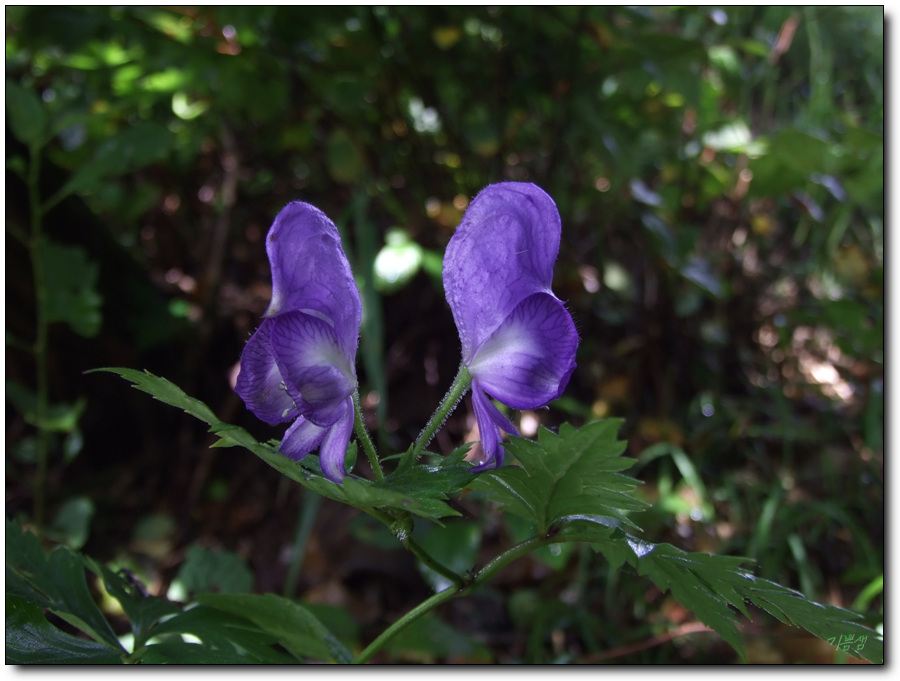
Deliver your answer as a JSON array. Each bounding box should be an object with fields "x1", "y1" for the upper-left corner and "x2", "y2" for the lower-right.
[{"x1": 6, "y1": 6, "x2": 883, "y2": 662}]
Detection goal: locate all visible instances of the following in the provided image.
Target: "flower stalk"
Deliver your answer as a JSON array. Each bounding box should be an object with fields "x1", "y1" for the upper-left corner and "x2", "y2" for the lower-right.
[
  {"x1": 402, "y1": 363, "x2": 472, "y2": 471},
  {"x1": 352, "y1": 391, "x2": 382, "y2": 481},
  {"x1": 352, "y1": 530, "x2": 603, "y2": 664}
]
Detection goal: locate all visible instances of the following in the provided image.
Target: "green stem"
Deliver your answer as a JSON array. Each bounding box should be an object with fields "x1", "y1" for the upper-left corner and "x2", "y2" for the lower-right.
[
  {"x1": 352, "y1": 583, "x2": 459, "y2": 664},
  {"x1": 282, "y1": 490, "x2": 321, "y2": 597},
  {"x1": 352, "y1": 391, "x2": 382, "y2": 481},
  {"x1": 403, "y1": 537, "x2": 466, "y2": 589},
  {"x1": 27, "y1": 142, "x2": 50, "y2": 531},
  {"x1": 352, "y1": 530, "x2": 601, "y2": 664},
  {"x1": 401, "y1": 363, "x2": 472, "y2": 471}
]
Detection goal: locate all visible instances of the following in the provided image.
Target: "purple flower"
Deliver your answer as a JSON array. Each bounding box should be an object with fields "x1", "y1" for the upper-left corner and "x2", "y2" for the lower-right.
[
  {"x1": 443, "y1": 182, "x2": 578, "y2": 470},
  {"x1": 235, "y1": 202, "x2": 360, "y2": 483}
]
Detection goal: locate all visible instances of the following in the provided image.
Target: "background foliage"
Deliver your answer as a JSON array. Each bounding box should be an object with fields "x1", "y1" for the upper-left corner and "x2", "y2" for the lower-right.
[{"x1": 6, "y1": 6, "x2": 883, "y2": 663}]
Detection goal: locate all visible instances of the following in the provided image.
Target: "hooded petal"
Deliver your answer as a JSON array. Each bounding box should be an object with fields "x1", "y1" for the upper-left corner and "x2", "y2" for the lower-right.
[
  {"x1": 264, "y1": 202, "x2": 361, "y2": 346},
  {"x1": 468, "y1": 292, "x2": 577, "y2": 410},
  {"x1": 443, "y1": 183, "x2": 562, "y2": 362},
  {"x1": 278, "y1": 396, "x2": 353, "y2": 483},
  {"x1": 470, "y1": 386, "x2": 520, "y2": 471},
  {"x1": 280, "y1": 416, "x2": 327, "y2": 460},
  {"x1": 268, "y1": 310, "x2": 357, "y2": 427},
  {"x1": 317, "y1": 397, "x2": 355, "y2": 483},
  {"x1": 234, "y1": 319, "x2": 297, "y2": 425}
]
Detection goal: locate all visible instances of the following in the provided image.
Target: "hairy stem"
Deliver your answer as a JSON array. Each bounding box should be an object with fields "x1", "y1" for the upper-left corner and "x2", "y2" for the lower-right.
[
  {"x1": 353, "y1": 391, "x2": 382, "y2": 481},
  {"x1": 402, "y1": 363, "x2": 472, "y2": 471}
]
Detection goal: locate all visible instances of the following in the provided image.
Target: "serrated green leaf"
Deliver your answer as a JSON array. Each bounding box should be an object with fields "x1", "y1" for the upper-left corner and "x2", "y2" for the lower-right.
[
  {"x1": 5, "y1": 596, "x2": 124, "y2": 664},
  {"x1": 196, "y1": 593, "x2": 353, "y2": 664},
  {"x1": 344, "y1": 476, "x2": 461, "y2": 521},
  {"x1": 91, "y1": 368, "x2": 219, "y2": 425},
  {"x1": 470, "y1": 420, "x2": 646, "y2": 534},
  {"x1": 96, "y1": 369, "x2": 478, "y2": 522},
  {"x1": 746, "y1": 579, "x2": 883, "y2": 664},
  {"x1": 589, "y1": 530, "x2": 883, "y2": 664}
]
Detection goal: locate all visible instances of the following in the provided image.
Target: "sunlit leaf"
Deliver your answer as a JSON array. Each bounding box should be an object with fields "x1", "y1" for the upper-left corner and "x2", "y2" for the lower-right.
[
  {"x1": 470, "y1": 420, "x2": 646, "y2": 535},
  {"x1": 5, "y1": 596, "x2": 124, "y2": 665}
]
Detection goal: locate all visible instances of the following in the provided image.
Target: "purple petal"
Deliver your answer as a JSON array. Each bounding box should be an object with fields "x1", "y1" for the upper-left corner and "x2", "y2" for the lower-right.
[
  {"x1": 317, "y1": 397, "x2": 355, "y2": 483},
  {"x1": 443, "y1": 183, "x2": 562, "y2": 362},
  {"x1": 470, "y1": 387, "x2": 520, "y2": 471},
  {"x1": 264, "y1": 202, "x2": 361, "y2": 345},
  {"x1": 468, "y1": 292, "x2": 577, "y2": 410},
  {"x1": 268, "y1": 310, "x2": 357, "y2": 427},
  {"x1": 234, "y1": 320, "x2": 297, "y2": 425},
  {"x1": 280, "y1": 416, "x2": 327, "y2": 460}
]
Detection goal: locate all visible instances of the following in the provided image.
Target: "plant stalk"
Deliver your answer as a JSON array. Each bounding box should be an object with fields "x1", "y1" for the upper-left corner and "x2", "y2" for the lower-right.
[
  {"x1": 27, "y1": 142, "x2": 50, "y2": 530},
  {"x1": 352, "y1": 530, "x2": 602, "y2": 663},
  {"x1": 352, "y1": 391, "x2": 382, "y2": 481},
  {"x1": 402, "y1": 363, "x2": 472, "y2": 471}
]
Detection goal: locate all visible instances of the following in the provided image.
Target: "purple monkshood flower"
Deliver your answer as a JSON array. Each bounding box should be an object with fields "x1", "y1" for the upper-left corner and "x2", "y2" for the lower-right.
[
  {"x1": 443, "y1": 182, "x2": 578, "y2": 470},
  {"x1": 235, "y1": 202, "x2": 361, "y2": 483}
]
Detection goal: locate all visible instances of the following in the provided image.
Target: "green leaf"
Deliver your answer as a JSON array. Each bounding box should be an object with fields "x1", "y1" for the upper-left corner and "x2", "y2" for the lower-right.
[
  {"x1": 413, "y1": 520, "x2": 481, "y2": 592},
  {"x1": 6, "y1": 519, "x2": 124, "y2": 652},
  {"x1": 170, "y1": 545, "x2": 254, "y2": 597},
  {"x1": 90, "y1": 368, "x2": 219, "y2": 425},
  {"x1": 196, "y1": 593, "x2": 354, "y2": 664},
  {"x1": 56, "y1": 121, "x2": 173, "y2": 199},
  {"x1": 96, "y1": 369, "x2": 467, "y2": 522},
  {"x1": 85, "y1": 559, "x2": 181, "y2": 646},
  {"x1": 5, "y1": 380, "x2": 87, "y2": 432},
  {"x1": 46, "y1": 496, "x2": 95, "y2": 550},
  {"x1": 141, "y1": 605, "x2": 298, "y2": 664},
  {"x1": 5, "y1": 79, "x2": 47, "y2": 146},
  {"x1": 588, "y1": 530, "x2": 883, "y2": 664},
  {"x1": 470, "y1": 420, "x2": 647, "y2": 534},
  {"x1": 5, "y1": 596, "x2": 124, "y2": 664},
  {"x1": 37, "y1": 239, "x2": 103, "y2": 337},
  {"x1": 384, "y1": 612, "x2": 491, "y2": 663},
  {"x1": 325, "y1": 128, "x2": 365, "y2": 185}
]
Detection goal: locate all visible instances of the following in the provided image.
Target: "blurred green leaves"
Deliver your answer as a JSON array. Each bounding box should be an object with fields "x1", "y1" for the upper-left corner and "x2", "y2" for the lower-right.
[
  {"x1": 5, "y1": 79, "x2": 47, "y2": 146},
  {"x1": 38, "y1": 240, "x2": 103, "y2": 337},
  {"x1": 5, "y1": 519, "x2": 354, "y2": 664}
]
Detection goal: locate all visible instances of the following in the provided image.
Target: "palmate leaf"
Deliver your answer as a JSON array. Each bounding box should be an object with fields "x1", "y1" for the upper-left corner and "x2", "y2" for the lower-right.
[
  {"x1": 93, "y1": 368, "x2": 464, "y2": 522},
  {"x1": 582, "y1": 527, "x2": 883, "y2": 664},
  {"x1": 6, "y1": 596, "x2": 124, "y2": 665},
  {"x1": 196, "y1": 593, "x2": 354, "y2": 664},
  {"x1": 6, "y1": 519, "x2": 124, "y2": 654},
  {"x1": 470, "y1": 420, "x2": 647, "y2": 535},
  {"x1": 139, "y1": 604, "x2": 299, "y2": 664}
]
